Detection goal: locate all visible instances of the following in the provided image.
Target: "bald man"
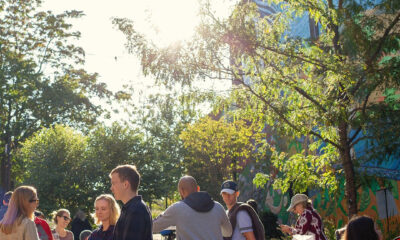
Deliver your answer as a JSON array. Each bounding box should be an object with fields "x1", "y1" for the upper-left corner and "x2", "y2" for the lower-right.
[{"x1": 153, "y1": 176, "x2": 232, "y2": 240}]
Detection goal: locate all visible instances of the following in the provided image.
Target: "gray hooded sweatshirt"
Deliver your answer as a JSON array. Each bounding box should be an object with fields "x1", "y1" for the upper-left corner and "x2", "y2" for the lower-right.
[{"x1": 153, "y1": 191, "x2": 232, "y2": 240}]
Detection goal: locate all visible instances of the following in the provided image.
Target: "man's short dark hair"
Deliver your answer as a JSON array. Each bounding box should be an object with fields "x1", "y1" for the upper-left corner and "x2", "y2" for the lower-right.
[
  {"x1": 110, "y1": 165, "x2": 141, "y2": 192},
  {"x1": 3, "y1": 191, "x2": 12, "y2": 203}
]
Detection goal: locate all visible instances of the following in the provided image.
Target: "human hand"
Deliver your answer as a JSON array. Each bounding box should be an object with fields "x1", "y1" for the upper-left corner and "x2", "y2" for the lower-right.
[{"x1": 279, "y1": 224, "x2": 291, "y2": 234}]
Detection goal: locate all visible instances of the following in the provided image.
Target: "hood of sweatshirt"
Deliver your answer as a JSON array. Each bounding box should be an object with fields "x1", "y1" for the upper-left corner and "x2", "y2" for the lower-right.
[{"x1": 183, "y1": 191, "x2": 215, "y2": 212}]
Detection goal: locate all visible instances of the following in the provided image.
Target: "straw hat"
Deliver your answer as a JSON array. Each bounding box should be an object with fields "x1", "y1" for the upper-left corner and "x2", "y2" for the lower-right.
[{"x1": 287, "y1": 194, "x2": 309, "y2": 212}]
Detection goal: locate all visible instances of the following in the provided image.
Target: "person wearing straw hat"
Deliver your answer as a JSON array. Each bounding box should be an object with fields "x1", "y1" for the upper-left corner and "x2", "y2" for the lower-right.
[{"x1": 279, "y1": 194, "x2": 327, "y2": 240}]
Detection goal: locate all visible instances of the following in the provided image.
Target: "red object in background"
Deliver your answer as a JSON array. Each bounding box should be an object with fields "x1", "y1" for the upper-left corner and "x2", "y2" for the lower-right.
[{"x1": 34, "y1": 217, "x2": 54, "y2": 240}]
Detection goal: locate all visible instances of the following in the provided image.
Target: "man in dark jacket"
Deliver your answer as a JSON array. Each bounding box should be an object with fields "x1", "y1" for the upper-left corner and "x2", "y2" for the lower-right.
[
  {"x1": 110, "y1": 164, "x2": 152, "y2": 240},
  {"x1": 0, "y1": 191, "x2": 12, "y2": 221},
  {"x1": 153, "y1": 176, "x2": 232, "y2": 240}
]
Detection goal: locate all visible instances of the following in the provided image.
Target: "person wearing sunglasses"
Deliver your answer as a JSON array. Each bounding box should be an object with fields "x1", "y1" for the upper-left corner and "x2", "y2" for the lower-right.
[
  {"x1": 52, "y1": 209, "x2": 73, "y2": 240},
  {"x1": 0, "y1": 185, "x2": 40, "y2": 239}
]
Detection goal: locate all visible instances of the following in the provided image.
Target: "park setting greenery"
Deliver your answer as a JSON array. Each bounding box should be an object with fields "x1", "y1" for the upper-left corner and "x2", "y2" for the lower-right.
[
  {"x1": 1, "y1": 0, "x2": 400, "y2": 237},
  {"x1": 113, "y1": 0, "x2": 400, "y2": 217}
]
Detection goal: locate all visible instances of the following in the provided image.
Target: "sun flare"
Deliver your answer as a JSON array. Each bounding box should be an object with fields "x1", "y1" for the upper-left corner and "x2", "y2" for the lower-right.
[{"x1": 144, "y1": 0, "x2": 200, "y2": 47}]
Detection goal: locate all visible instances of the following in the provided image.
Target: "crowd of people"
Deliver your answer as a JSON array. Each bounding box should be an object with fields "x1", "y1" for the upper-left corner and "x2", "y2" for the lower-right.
[{"x1": 0, "y1": 164, "x2": 396, "y2": 240}]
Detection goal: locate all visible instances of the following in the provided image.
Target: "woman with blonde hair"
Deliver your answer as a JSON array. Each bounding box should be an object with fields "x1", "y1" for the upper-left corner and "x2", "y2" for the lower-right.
[
  {"x1": 52, "y1": 209, "x2": 73, "y2": 240},
  {"x1": 88, "y1": 194, "x2": 120, "y2": 240},
  {"x1": 0, "y1": 185, "x2": 40, "y2": 240}
]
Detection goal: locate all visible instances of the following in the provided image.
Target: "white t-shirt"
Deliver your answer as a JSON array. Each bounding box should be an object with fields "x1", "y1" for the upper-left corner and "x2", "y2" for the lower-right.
[{"x1": 231, "y1": 210, "x2": 253, "y2": 240}]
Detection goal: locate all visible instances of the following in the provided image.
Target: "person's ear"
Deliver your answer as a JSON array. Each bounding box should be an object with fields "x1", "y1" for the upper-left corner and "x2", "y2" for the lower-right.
[{"x1": 123, "y1": 180, "x2": 129, "y2": 189}]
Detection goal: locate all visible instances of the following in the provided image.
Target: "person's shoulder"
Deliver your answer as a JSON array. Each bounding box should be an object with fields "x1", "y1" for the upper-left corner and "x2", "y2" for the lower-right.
[
  {"x1": 22, "y1": 217, "x2": 35, "y2": 225},
  {"x1": 91, "y1": 227, "x2": 101, "y2": 235},
  {"x1": 212, "y1": 201, "x2": 228, "y2": 214},
  {"x1": 237, "y1": 209, "x2": 251, "y2": 218},
  {"x1": 167, "y1": 200, "x2": 188, "y2": 212},
  {"x1": 127, "y1": 199, "x2": 149, "y2": 212},
  {"x1": 213, "y1": 200, "x2": 225, "y2": 208},
  {"x1": 65, "y1": 230, "x2": 74, "y2": 240},
  {"x1": 303, "y1": 207, "x2": 314, "y2": 216},
  {"x1": 22, "y1": 218, "x2": 37, "y2": 231},
  {"x1": 305, "y1": 207, "x2": 314, "y2": 213},
  {"x1": 126, "y1": 198, "x2": 152, "y2": 219}
]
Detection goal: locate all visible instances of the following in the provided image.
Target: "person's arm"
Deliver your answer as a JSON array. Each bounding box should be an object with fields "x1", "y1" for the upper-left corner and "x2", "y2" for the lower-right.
[
  {"x1": 24, "y1": 219, "x2": 40, "y2": 240},
  {"x1": 152, "y1": 204, "x2": 177, "y2": 233},
  {"x1": 237, "y1": 210, "x2": 255, "y2": 240},
  {"x1": 219, "y1": 206, "x2": 232, "y2": 237},
  {"x1": 243, "y1": 231, "x2": 256, "y2": 240}
]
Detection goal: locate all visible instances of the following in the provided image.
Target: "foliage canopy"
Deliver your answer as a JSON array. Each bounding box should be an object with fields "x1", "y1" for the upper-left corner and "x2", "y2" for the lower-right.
[{"x1": 114, "y1": 0, "x2": 400, "y2": 216}]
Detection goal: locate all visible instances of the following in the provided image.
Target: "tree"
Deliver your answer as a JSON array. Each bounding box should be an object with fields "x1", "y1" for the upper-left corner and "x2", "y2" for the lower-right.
[
  {"x1": 0, "y1": 0, "x2": 112, "y2": 190},
  {"x1": 86, "y1": 123, "x2": 160, "y2": 202},
  {"x1": 113, "y1": 0, "x2": 400, "y2": 216},
  {"x1": 122, "y1": 90, "x2": 196, "y2": 204},
  {"x1": 180, "y1": 116, "x2": 267, "y2": 200},
  {"x1": 16, "y1": 125, "x2": 93, "y2": 214},
  {"x1": 86, "y1": 122, "x2": 178, "y2": 206},
  {"x1": 16, "y1": 122, "x2": 176, "y2": 213}
]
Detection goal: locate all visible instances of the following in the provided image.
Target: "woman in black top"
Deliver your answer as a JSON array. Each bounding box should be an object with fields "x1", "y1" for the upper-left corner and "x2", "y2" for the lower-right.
[{"x1": 88, "y1": 194, "x2": 120, "y2": 240}]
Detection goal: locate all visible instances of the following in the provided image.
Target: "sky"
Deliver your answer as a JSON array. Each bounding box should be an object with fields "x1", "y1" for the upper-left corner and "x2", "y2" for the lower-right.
[{"x1": 41, "y1": 0, "x2": 236, "y2": 121}]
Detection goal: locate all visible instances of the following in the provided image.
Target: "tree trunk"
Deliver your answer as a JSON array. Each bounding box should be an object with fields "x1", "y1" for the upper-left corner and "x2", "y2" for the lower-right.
[
  {"x1": 338, "y1": 121, "x2": 358, "y2": 217},
  {"x1": 1, "y1": 154, "x2": 6, "y2": 190},
  {"x1": 1, "y1": 134, "x2": 13, "y2": 191},
  {"x1": 1, "y1": 154, "x2": 12, "y2": 192}
]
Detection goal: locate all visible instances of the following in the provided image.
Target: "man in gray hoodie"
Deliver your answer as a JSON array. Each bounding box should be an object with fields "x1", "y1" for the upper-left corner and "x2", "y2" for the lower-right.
[{"x1": 153, "y1": 176, "x2": 232, "y2": 240}]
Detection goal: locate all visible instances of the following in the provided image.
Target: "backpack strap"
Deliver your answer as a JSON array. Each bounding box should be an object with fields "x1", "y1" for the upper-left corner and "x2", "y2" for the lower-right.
[
  {"x1": 223, "y1": 203, "x2": 241, "y2": 240},
  {"x1": 226, "y1": 202, "x2": 266, "y2": 240}
]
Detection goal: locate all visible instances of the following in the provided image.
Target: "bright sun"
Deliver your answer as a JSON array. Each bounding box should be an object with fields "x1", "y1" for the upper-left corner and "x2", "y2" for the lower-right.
[{"x1": 143, "y1": 0, "x2": 200, "y2": 47}]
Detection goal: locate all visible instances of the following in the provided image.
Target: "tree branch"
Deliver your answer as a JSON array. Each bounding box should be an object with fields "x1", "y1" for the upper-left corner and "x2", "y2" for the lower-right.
[
  {"x1": 260, "y1": 45, "x2": 333, "y2": 71},
  {"x1": 350, "y1": 135, "x2": 373, "y2": 148},
  {"x1": 254, "y1": 52, "x2": 329, "y2": 113},
  {"x1": 368, "y1": 10, "x2": 400, "y2": 65},
  {"x1": 348, "y1": 87, "x2": 373, "y2": 144},
  {"x1": 232, "y1": 71, "x2": 342, "y2": 150}
]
